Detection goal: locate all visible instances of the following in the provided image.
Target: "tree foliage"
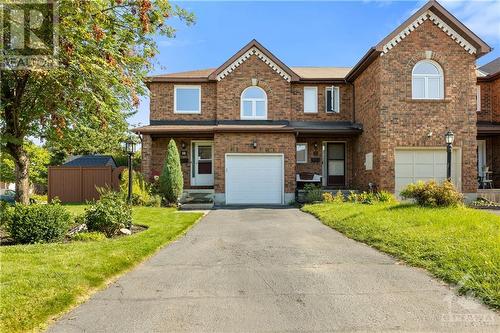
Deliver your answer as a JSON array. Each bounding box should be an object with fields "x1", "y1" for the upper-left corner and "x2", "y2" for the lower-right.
[
  {"x1": 1, "y1": 0, "x2": 195, "y2": 203},
  {"x1": 159, "y1": 139, "x2": 183, "y2": 203},
  {"x1": 0, "y1": 142, "x2": 51, "y2": 186}
]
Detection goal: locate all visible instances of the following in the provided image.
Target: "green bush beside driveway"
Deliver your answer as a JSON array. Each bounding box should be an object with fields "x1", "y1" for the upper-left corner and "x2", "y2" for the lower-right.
[
  {"x1": 0, "y1": 206, "x2": 202, "y2": 333},
  {"x1": 302, "y1": 202, "x2": 500, "y2": 309}
]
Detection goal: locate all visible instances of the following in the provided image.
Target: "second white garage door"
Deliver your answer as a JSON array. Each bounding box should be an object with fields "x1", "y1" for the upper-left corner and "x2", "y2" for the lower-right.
[
  {"x1": 395, "y1": 148, "x2": 461, "y2": 194},
  {"x1": 225, "y1": 154, "x2": 284, "y2": 205}
]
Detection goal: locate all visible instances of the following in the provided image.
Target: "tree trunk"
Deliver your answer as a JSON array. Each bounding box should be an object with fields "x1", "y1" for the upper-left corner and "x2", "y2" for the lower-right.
[
  {"x1": 2, "y1": 72, "x2": 31, "y2": 204},
  {"x1": 6, "y1": 143, "x2": 30, "y2": 204}
]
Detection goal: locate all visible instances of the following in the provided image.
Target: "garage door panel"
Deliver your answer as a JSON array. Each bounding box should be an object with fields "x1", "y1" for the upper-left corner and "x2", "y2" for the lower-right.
[
  {"x1": 414, "y1": 164, "x2": 435, "y2": 178},
  {"x1": 395, "y1": 164, "x2": 413, "y2": 178},
  {"x1": 226, "y1": 155, "x2": 283, "y2": 205},
  {"x1": 433, "y1": 165, "x2": 447, "y2": 178},
  {"x1": 397, "y1": 178, "x2": 414, "y2": 191},
  {"x1": 433, "y1": 152, "x2": 447, "y2": 164},
  {"x1": 396, "y1": 151, "x2": 414, "y2": 163},
  {"x1": 414, "y1": 151, "x2": 435, "y2": 163}
]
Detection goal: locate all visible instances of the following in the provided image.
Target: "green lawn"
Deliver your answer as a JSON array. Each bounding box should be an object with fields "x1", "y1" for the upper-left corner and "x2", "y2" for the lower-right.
[
  {"x1": 302, "y1": 202, "x2": 500, "y2": 309},
  {"x1": 0, "y1": 206, "x2": 203, "y2": 333}
]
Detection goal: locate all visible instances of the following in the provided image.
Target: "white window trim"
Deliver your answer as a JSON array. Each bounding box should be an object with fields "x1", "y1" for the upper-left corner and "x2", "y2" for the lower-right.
[
  {"x1": 296, "y1": 143, "x2": 308, "y2": 164},
  {"x1": 476, "y1": 85, "x2": 481, "y2": 112},
  {"x1": 303, "y1": 86, "x2": 318, "y2": 113},
  {"x1": 411, "y1": 60, "x2": 444, "y2": 100},
  {"x1": 174, "y1": 85, "x2": 201, "y2": 114},
  {"x1": 240, "y1": 86, "x2": 268, "y2": 120},
  {"x1": 325, "y1": 86, "x2": 340, "y2": 113}
]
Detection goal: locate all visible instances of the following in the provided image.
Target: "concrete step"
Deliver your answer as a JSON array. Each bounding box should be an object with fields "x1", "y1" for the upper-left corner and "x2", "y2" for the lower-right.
[{"x1": 180, "y1": 202, "x2": 214, "y2": 210}]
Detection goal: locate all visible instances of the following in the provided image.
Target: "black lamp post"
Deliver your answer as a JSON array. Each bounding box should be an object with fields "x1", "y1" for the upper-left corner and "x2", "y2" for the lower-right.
[
  {"x1": 444, "y1": 130, "x2": 455, "y2": 181},
  {"x1": 124, "y1": 138, "x2": 136, "y2": 203}
]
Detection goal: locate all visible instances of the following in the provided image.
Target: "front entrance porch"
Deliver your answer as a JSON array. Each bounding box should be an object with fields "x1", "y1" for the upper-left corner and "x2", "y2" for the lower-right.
[
  {"x1": 295, "y1": 136, "x2": 355, "y2": 190},
  {"x1": 477, "y1": 136, "x2": 499, "y2": 190}
]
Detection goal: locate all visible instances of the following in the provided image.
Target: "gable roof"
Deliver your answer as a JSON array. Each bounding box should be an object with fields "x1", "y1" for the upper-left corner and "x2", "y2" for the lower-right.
[
  {"x1": 63, "y1": 155, "x2": 117, "y2": 168},
  {"x1": 290, "y1": 67, "x2": 351, "y2": 80},
  {"x1": 479, "y1": 57, "x2": 500, "y2": 76},
  {"x1": 347, "y1": 0, "x2": 492, "y2": 81},
  {"x1": 208, "y1": 39, "x2": 301, "y2": 82},
  {"x1": 147, "y1": 66, "x2": 352, "y2": 82},
  {"x1": 148, "y1": 69, "x2": 216, "y2": 82}
]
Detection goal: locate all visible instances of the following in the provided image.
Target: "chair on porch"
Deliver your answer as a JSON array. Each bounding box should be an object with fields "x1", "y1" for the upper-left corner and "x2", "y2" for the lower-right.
[{"x1": 479, "y1": 166, "x2": 494, "y2": 189}]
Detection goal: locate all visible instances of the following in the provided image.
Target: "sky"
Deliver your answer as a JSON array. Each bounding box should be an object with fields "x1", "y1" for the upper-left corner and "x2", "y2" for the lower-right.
[{"x1": 130, "y1": 0, "x2": 500, "y2": 127}]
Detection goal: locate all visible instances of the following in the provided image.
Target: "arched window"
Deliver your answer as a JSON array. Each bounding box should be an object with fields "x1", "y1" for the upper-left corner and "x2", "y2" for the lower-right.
[
  {"x1": 241, "y1": 86, "x2": 267, "y2": 120},
  {"x1": 412, "y1": 60, "x2": 444, "y2": 99}
]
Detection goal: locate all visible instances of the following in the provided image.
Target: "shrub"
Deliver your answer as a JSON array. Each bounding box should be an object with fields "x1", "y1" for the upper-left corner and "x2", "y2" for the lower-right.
[
  {"x1": 333, "y1": 190, "x2": 344, "y2": 203},
  {"x1": 304, "y1": 184, "x2": 323, "y2": 203},
  {"x1": 159, "y1": 139, "x2": 183, "y2": 203},
  {"x1": 84, "y1": 190, "x2": 132, "y2": 237},
  {"x1": 30, "y1": 194, "x2": 47, "y2": 203},
  {"x1": 121, "y1": 171, "x2": 161, "y2": 207},
  {"x1": 71, "y1": 231, "x2": 106, "y2": 242},
  {"x1": 376, "y1": 190, "x2": 396, "y2": 203},
  {"x1": 358, "y1": 191, "x2": 376, "y2": 204},
  {"x1": 347, "y1": 191, "x2": 358, "y2": 203},
  {"x1": 0, "y1": 201, "x2": 13, "y2": 227},
  {"x1": 5, "y1": 202, "x2": 71, "y2": 244},
  {"x1": 322, "y1": 192, "x2": 334, "y2": 202},
  {"x1": 400, "y1": 180, "x2": 463, "y2": 207}
]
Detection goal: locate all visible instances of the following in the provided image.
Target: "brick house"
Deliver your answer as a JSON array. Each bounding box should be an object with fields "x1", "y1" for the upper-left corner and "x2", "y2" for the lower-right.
[{"x1": 134, "y1": 1, "x2": 499, "y2": 205}]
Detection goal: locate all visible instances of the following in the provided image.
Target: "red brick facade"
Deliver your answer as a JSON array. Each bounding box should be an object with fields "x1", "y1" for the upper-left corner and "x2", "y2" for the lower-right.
[
  {"x1": 478, "y1": 76, "x2": 500, "y2": 123},
  {"x1": 149, "y1": 82, "x2": 217, "y2": 121},
  {"x1": 214, "y1": 132, "x2": 296, "y2": 194},
  {"x1": 372, "y1": 19, "x2": 478, "y2": 193},
  {"x1": 138, "y1": 3, "x2": 497, "y2": 203}
]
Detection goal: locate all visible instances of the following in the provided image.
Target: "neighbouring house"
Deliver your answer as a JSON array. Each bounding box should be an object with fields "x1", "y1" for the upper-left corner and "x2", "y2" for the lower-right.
[
  {"x1": 133, "y1": 0, "x2": 499, "y2": 205},
  {"x1": 63, "y1": 155, "x2": 118, "y2": 168}
]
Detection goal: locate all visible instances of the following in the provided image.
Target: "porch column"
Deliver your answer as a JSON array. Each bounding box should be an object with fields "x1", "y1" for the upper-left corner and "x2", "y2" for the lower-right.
[{"x1": 141, "y1": 134, "x2": 153, "y2": 180}]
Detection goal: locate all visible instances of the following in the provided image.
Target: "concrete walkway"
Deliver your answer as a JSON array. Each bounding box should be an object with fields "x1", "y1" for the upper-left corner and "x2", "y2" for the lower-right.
[{"x1": 48, "y1": 208, "x2": 498, "y2": 332}]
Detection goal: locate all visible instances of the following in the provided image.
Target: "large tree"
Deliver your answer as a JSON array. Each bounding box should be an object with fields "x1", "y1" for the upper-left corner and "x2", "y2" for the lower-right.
[{"x1": 1, "y1": 0, "x2": 194, "y2": 203}]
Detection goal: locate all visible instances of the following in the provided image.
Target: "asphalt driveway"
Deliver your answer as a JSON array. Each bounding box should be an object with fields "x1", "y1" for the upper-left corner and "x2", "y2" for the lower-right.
[{"x1": 49, "y1": 208, "x2": 498, "y2": 332}]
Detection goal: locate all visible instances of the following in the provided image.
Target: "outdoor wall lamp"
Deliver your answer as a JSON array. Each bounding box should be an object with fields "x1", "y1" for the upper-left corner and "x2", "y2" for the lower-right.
[
  {"x1": 252, "y1": 140, "x2": 257, "y2": 149},
  {"x1": 444, "y1": 129, "x2": 455, "y2": 181}
]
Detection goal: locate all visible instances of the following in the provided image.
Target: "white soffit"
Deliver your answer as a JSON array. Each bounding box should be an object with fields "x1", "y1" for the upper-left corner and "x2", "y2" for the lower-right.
[
  {"x1": 382, "y1": 10, "x2": 477, "y2": 55},
  {"x1": 216, "y1": 47, "x2": 292, "y2": 82}
]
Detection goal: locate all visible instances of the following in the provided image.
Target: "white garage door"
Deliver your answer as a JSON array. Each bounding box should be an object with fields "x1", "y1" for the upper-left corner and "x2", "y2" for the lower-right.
[
  {"x1": 225, "y1": 154, "x2": 283, "y2": 204},
  {"x1": 395, "y1": 148, "x2": 461, "y2": 193}
]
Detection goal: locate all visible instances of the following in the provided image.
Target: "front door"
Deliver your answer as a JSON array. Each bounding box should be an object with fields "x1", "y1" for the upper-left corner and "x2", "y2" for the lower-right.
[
  {"x1": 325, "y1": 143, "x2": 346, "y2": 187},
  {"x1": 192, "y1": 142, "x2": 214, "y2": 186}
]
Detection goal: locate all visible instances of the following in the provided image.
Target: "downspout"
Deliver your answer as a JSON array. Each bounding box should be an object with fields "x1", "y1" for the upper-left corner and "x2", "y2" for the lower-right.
[{"x1": 346, "y1": 78, "x2": 356, "y2": 188}]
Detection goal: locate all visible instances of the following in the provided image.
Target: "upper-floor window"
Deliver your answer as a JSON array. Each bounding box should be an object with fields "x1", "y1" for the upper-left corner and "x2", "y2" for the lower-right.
[
  {"x1": 326, "y1": 86, "x2": 340, "y2": 113},
  {"x1": 241, "y1": 86, "x2": 267, "y2": 120},
  {"x1": 412, "y1": 60, "x2": 443, "y2": 100},
  {"x1": 476, "y1": 85, "x2": 481, "y2": 112},
  {"x1": 304, "y1": 87, "x2": 318, "y2": 113},
  {"x1": 174, "y1": 85, "x2": 201, "y2": 114}
]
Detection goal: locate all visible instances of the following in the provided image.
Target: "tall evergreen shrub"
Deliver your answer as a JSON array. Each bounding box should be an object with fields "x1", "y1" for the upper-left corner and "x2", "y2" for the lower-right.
[{"x1": 159, "y1": 139, "x2": 183, "y2": 203}]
